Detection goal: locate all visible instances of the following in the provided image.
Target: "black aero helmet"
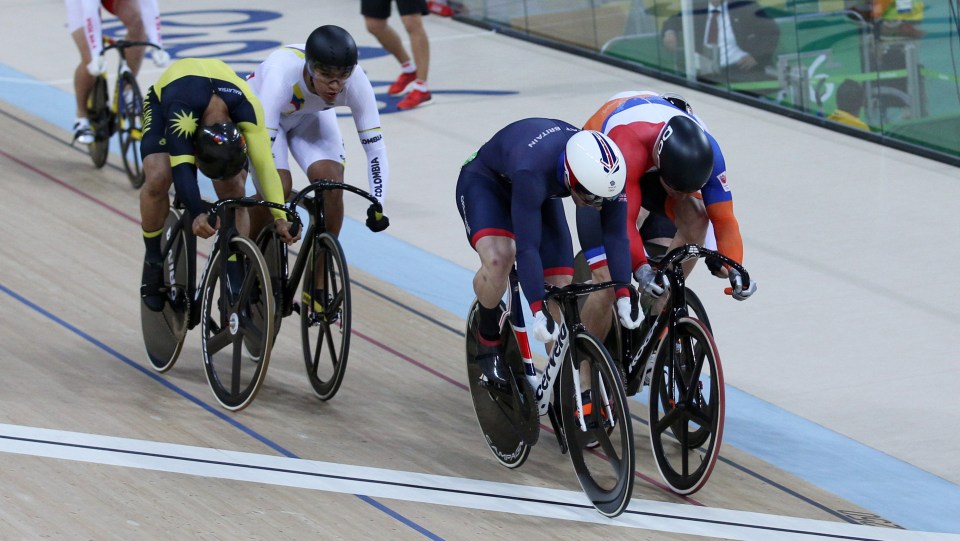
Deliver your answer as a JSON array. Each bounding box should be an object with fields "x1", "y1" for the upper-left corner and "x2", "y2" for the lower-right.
[
  {"x1": 660, "y1": 92, "x2": 694, "y2": 115},
  {"x1": 654, "y1": 115, "x2": 714, "y2": 193},
  {"x1": 305, "y1": 25, "x2": 358, "y2": 73},
  {"x1": 195, "y1": 123, "x2": 247, "y2": 181}
]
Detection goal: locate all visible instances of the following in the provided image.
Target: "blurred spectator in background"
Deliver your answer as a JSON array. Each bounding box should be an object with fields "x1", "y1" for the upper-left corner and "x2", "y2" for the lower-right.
[
  {"x1": 828, "y1": 79, "x2": 871, "y2": 131},
  {"x1": 661, "y1": 0, "x2": 779, "y2": 85},
  {"x1": 362, "y1": 0, "x2": 433, "y2": 110},
  {"x1": 427, "y1": 0, "x2": 454, "y2": 16},
  {"x1": 876, "y1": 0, "x2": 924, "y2": 39}
]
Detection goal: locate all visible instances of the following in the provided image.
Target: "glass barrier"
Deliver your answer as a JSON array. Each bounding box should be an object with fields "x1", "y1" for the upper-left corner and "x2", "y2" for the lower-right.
[{"x1": 451, "y1": 0, "x2": 960, "y2": 164}]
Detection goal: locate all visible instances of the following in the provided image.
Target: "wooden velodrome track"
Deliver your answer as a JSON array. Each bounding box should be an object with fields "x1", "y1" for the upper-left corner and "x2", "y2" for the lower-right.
[{"x1": 1, "y1": 1, "x2": 959, "y2": 539}]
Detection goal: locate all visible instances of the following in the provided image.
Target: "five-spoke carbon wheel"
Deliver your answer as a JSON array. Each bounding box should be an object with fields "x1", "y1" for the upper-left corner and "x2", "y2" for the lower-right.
[{"x1": 201, "y1": 236, "x2": 274, "y2": 411}]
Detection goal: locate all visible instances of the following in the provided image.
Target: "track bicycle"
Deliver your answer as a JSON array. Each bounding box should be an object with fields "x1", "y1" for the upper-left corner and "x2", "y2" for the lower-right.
[
  {"x1": 140, "y1": 196, "x2": 300, "y2": 411},
  {"x1": 255, "y1": 180, "x2": 388, "y2": 401},
  {"x1": 85, "y1": 36, "x2": 160, "y2": 188},
  {"x1": 465, "y1": 269, "x2": 637, "y2": 517},
  {"x1": 618, "y1": 244, "x2": 750, "y2": 495},
  {"x1": 572, "y1": 247, "x2": 712, "y2": 365}
]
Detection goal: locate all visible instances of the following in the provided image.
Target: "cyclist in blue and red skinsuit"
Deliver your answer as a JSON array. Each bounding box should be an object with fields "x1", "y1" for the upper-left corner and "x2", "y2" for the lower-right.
[
  {"x1": 577, "y1": 91, "x2": 757, "y2": 352},
  {"x1": 455, "y1": 117, "x2": 642, "y2": 385}
]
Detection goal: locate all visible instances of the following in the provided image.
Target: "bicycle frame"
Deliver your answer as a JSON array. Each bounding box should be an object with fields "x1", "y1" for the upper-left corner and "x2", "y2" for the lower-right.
[
  {"x1": 162, "y1": 198, "x2": 295, "y2": 330},
  {"x1": 622, "y1": 244, "x2": 749, "y2": 395},
  {"x1": 466, "y1": 268, "x2": 637, "y2": 516},
  {"x1": 503, "y1": 269, "x2": 631, "y2": 433},
  {"x1": 100, "y1": 38, "x2": 159, "y2": 114},
  {"x1": 277, "y1": 180, "x2": 382, "y2": 316},
  {"x1": 85, "y1": 37, "x2": 161, "y2": 185},
  {"x1": 162, "y1": 204, "x2": 200, "y2": 327}
]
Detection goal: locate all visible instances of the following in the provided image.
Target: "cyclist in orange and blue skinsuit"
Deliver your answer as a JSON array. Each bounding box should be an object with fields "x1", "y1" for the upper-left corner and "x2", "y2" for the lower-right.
[{"x1": 577, "y1": 91, "x2": 756, "y2": 344}]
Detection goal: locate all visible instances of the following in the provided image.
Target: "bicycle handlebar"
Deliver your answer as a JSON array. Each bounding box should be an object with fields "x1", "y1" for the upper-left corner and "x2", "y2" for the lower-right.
[
  {"x1": 289, "y1": 180, "x2": 388, "y2": 233},
  {"x1": 205, "y1": 198, "x2": 303, "y2": 237},
  {"x1": 100, "y1": 38, "x2": 162, "y2": 56},
  {"x1": 655, "y1": 244, "x2": 751, "y2": 289},
  {"x1": 541, "y1": 280, "x2": 638, "y2": 331},
  {"x1": 291, "y1": 180, "x2": 383, "y2": 211}
]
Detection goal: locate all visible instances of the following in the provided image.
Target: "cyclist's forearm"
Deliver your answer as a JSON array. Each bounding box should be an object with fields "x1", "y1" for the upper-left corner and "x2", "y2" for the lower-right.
[
  {"x1": 257, "y1": 174, "x2": 287, "y2": 221},
  {"x1": 359, "y1": 128, "x2": 387, "y2": 205},
  {"x1": 171, "y1": 164, "x2": 205, "y2": 218}
]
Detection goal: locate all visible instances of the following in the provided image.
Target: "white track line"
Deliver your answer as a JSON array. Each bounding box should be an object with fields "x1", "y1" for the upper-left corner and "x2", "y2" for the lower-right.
[{"x1": 0, "y1": 423, "x2": 954, "y2": 541}]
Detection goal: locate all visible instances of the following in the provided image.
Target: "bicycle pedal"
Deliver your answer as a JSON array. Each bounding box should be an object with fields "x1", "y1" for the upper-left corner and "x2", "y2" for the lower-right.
[{"x1": 478, "y1": 374, "x2": 509, "y2": 392}]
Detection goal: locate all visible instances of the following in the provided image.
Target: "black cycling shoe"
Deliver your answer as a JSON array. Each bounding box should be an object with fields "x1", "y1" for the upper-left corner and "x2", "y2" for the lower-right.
[
  {"x1": 476, "y1": 340, "x2": 509, "y2": 387},
  {"x1": 140, "y1": 260, "x2": 166, "y2": 312}
]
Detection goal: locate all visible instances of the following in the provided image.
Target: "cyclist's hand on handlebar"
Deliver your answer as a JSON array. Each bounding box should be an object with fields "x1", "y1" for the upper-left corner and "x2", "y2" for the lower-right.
[
  {"x1": 727, "y1": 268, "x2": 756, "y2": 301},
  {"x1": 366, "y1": 206, "x2": 390, "y2": 232},
  {"x1": 192, "y1": 213, "x2": 217, "y2": 239},
  {"x1": 705, "y1": 255, "x2": 728, "y2": 278},
  {"x1": 151, "y1": 48, "x2": 170, "y2": 67},
  {"x1": 532, "y1": 310, "x2": 560, "y2": 342},
  {"x1": 635, "y1": 263, "x2": 669, "y2": 299},
  {"x1": 274, "y1": 219, "x2": 300, "y2": 245},
  {"x1": 616, "y1": 297, "x2": 642, "y2": 330},
  {"x1": 86, "y1": 57, "x2": 106, "y2": 77}
]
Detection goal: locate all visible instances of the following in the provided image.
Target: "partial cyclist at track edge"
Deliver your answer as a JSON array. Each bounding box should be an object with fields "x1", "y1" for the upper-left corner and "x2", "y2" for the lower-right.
[
  {"x1": 66, "y1": 0, "x2": 170, "y2": 144},
  {"x1": 455, "y1": 118, "x2": 643, "y2": 387},
  {"x1": 577, "y1": 90, "x2": 757, "y2": 349},
  {"x1": 245, "y1": 25, "x2": 390, "y2": 238},
  {"x1": 138, "y1": 58, "x2": 297, "y2": 312}
]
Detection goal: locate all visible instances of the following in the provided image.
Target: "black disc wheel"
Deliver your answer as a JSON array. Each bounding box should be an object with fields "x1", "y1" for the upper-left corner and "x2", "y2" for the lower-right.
[
  {"x1": 560, "y1": 333, "x2": 635, "y2": 517},
  {"x1": 465, "y1": 300, "x2": 538, "y2": 468},
  {"x1": 300, "y1": 232, "x2": 350, "y2": 400},
  {"x1": 141, "y1": 208, "x2": 190, "y2": 372},
  {"x1": 648, "y1": 317, "x2": 724, "y2": 495},
  {"x1": 87, "y1": 75, "x2": 110, "y2": 168},
  {"x1": 116, "y1": 72, "x2": 145, "y2": 188},
  {"x1": 201, "y1": 236, "x2": 274, "y2": 411}
]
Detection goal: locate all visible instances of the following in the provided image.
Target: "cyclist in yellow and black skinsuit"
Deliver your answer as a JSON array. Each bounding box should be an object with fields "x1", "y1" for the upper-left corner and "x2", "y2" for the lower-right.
[{"x1": 139, "y1": 57, "x2": 296, "y2": 311}]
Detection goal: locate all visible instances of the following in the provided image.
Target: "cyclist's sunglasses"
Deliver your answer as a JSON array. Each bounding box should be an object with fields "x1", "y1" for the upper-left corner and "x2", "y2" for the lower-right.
[
  {"x1": 306, "y1": 62, "x2": 354, "y2": 84},
  {"x1": 568, "y1": 175, "x2": 605, "y2": 209}
]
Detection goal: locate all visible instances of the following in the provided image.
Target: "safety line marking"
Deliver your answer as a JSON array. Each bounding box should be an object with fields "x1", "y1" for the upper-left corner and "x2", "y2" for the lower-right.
[{"x1": 0, "y1": 424, "x2": 953, "y2": 541}]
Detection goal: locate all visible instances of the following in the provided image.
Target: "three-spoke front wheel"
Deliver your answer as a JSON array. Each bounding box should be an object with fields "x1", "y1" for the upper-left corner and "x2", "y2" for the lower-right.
[
  {"x1": 201, "y1": 236, "x2": 274, "y2": 411},
  {"x1": 560, "y1": 333, "x2": 635, "y2": 517},
  {"x1": 648, "y1": 316, "x2": 724, "y2": 495},
  {"x1": 300, "y1": 232, "x2": 351, "y2": 400}
]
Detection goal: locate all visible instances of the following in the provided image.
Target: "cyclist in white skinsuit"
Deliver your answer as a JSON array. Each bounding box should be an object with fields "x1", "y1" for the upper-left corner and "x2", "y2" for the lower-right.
[
  {"x1": 65, "y1": 0, "x2": 169, "y2": 143},
  {"x1": 246, "y1": 24, "x2": 389, "y2": 238}
]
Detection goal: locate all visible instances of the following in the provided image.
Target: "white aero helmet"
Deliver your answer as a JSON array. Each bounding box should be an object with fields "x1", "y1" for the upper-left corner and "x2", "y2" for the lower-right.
[{"x1": 563, "y1": 130, "x2": 626, "y2": 208}]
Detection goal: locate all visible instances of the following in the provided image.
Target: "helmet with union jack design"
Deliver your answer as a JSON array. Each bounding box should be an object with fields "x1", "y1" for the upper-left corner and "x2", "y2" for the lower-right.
[{"x1": 562, "y1": 130, "x2": 626, "y2": 208}]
